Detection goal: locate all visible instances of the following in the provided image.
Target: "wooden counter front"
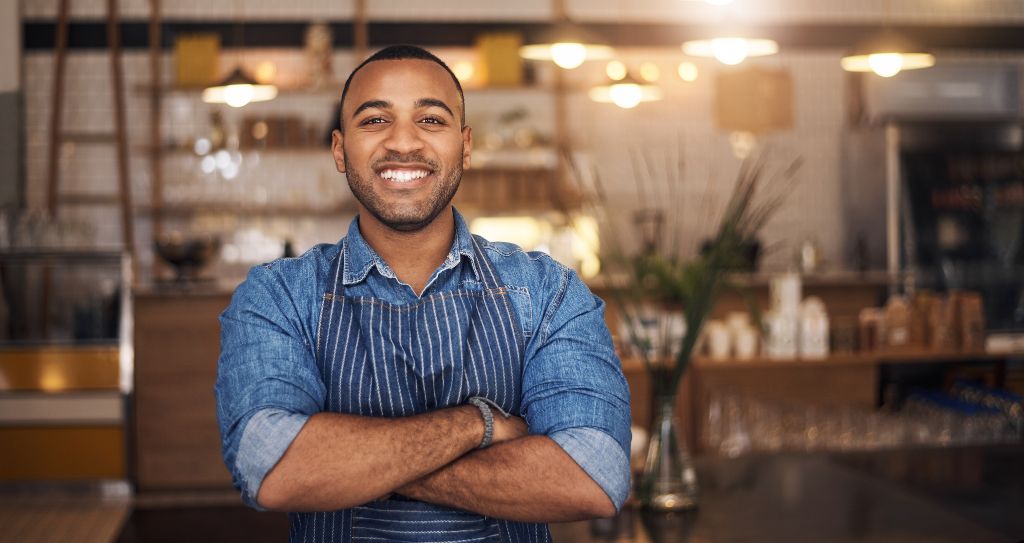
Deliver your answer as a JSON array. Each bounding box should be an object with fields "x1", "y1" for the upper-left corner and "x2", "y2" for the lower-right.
[{"x1": 133, "y1": 290, "x2": 233, "y2": 491}]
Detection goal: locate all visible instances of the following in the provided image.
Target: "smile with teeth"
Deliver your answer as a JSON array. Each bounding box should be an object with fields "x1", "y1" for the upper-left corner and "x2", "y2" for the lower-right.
[{"x1": 379, "y1": 169, "x2": 431, "y2": 183}]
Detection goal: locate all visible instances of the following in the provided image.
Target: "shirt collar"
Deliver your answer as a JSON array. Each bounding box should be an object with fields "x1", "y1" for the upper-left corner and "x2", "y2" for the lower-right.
[{"x1": 341, "y1": 207, "x2": 481, "y2": 286}]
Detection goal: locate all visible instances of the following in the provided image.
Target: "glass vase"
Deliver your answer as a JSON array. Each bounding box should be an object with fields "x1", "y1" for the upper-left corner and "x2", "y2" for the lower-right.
[{"x1": 639, "y1": 395, "x2": 699, "y2": 511}]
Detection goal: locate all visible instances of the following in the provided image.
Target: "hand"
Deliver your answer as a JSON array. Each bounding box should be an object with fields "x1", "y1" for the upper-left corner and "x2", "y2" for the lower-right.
[{"x1": 492, "y1": 414, "x2": 528, "y2": 444}]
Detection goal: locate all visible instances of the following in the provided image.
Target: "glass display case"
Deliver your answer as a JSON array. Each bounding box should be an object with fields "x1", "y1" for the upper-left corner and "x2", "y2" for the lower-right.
[
  {"x1": 0, "y1": 249, "x2": 132, "y2": 481},
  {"x1": 900, "y1": 121, "x2": 1024, "y2": 331}
]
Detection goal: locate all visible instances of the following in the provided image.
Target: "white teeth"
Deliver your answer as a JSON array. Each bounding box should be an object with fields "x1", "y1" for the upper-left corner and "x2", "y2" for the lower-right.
[{"x1": 380, "y1": 169, "x2": 430, "y2": 183}]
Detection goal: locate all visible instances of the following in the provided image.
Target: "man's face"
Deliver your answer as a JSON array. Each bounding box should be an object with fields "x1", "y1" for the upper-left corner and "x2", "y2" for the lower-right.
[{"x1": 332, "y1": 59, "x2": 472, "y2": 232}]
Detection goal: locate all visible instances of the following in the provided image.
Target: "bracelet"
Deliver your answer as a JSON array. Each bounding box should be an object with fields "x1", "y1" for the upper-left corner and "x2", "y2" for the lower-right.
[{"x1": 467, "y1": 397, "x2": 494, "y2": 449}]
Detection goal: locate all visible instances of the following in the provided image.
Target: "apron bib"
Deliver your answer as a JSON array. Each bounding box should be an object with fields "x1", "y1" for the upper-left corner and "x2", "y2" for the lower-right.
[{"x1": 289, "y1": 235, "x2": 550, "y2": 543}]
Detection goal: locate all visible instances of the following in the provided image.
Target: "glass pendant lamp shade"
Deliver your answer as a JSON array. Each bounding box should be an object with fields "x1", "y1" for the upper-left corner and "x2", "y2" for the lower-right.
[
  {"x1": 589, "y1": 73, "x2": 662, "y2": 109},
  {"x1": 202, "y1": 67, "x2": 278, "y2": 108},
  {"x1": 520, "y1": 21, "x2": 614, "y2": 70},
  {"x1": 682, "y1": 37, "x2": 778, "y2": 66},
  {"x1": 840, "y1": 29, "x2": 935, "y2": 78}
]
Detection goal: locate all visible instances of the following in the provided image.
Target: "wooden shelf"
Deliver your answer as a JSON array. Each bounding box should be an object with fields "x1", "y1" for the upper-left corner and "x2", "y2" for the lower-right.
[
  {"x1": 147, "y1": 146, "x2": 557, "y2": 168},
  {"x1": 138, "y1": 83, "x2": 555, "y2": 97},
  {"x1": 135, "y1": 84, "x2": 341, "y2": 97},
  {"x1": 692, "y1": 349, "x2": 1024, "y2": 369},
  {"x1": 145, "y1": 145, "x2": 329, "y2": 155},
  {"x1": 620, "y1": 350, "x2": 1024, "y2": 371},
  {"x1": 588, "y1": 270, "x2": 907, "y2": 291},
  {"x1": 136, "y1": 202, "x2": 357, "y2": 217},
  {"x1": 0, "y1": 249, "x2": 125, "y2": 262}
]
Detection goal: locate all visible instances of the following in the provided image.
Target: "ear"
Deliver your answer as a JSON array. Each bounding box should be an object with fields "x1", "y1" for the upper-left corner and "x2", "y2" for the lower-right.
[
  {"x1": 461, "y1": 125, "x2": 472, "y2": 170},
  {"x1": 331, "y1": 129, "x2": 346, "y2": 174}
]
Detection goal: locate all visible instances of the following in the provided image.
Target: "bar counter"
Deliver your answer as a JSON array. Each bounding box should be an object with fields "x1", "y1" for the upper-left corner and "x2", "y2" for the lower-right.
[{"x1": 551, "y1": 445, "x2": 1023, "y2": 543}]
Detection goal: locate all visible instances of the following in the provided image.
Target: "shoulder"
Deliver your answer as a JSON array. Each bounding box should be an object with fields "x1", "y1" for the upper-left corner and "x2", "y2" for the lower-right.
[
  {"x1": 256, "y1": 242, "x2": 339, "y2": 288},
  {"x1": 474, "y1": 235, "x2": 572, "y2": 294},
  {"x1": 227, "y1": 241, "x2": 340, "y2": 321},
  {"x1": 475, "y1": 235, "x2": 602, "y2": 337}
]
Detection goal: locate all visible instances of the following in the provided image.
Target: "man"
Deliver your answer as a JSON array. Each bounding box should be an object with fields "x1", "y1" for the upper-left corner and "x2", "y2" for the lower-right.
[{"x1": 216, "y1": 45, "x2": 631, "y2": 543}]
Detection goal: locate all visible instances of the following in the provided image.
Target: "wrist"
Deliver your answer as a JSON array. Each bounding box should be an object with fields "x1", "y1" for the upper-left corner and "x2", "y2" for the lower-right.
[
  {"x1": 454, "y1": 405, "x2": 485, "y2": 452},
  {"x1": 467, "y1": 397, "x2": 494, "y2": 449}
]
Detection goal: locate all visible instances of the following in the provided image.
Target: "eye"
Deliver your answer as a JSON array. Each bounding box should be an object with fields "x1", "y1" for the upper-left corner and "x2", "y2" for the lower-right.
[
  {"x1": 420, "y1": 116, "x2": 446, "y2": 125},
  {"x1": 359, "y1": 116, "x2": 388, "y2": 126}
]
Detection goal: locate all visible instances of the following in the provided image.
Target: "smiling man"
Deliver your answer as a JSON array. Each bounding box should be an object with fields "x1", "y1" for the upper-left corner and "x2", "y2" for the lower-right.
[{"x1": 216, "y1": 45, "x2": 631, "y2": 543}]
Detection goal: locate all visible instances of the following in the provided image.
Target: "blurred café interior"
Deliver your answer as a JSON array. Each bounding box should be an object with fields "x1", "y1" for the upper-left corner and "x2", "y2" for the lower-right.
[{"x1": 1, "y1": 0, "x2": 1023, "y2": 541}]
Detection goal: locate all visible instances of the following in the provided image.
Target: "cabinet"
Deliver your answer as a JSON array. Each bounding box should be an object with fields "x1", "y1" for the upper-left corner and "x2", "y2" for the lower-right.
[{"x1": 0, "y1": 250, "x2": 130, "y2": 481}]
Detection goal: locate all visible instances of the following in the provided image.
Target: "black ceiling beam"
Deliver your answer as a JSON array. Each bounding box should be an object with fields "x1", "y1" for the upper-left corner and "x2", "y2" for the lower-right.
[{"x1": 22, "y1": 20, "x2": 1024, "y2": 51}]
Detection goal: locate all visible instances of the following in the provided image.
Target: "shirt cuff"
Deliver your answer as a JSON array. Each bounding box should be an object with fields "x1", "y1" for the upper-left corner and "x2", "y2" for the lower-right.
[
  {"x1": 236, "y1": 408, "x2": 310, "y2": 509},
  {"x1": 549, "y1": 427, "x2": 631, "y2": 513}
]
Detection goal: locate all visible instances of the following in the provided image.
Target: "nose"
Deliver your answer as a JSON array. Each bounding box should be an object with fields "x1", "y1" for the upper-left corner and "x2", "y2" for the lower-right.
[{"x1": 382, "y1": 118, "x2": 425, "y2": 155}]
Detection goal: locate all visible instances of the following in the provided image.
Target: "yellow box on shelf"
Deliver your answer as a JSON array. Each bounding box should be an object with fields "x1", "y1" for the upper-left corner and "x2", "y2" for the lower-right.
[
  {"x1": 0, "y1": 346, "x2": 119, "y2": 392},
  {"x1": 476, "y1": 32, "x2": 523, "y2": 87},
  {"x1": 174, "y1": 34, "x2": 220, "y2": 88}
]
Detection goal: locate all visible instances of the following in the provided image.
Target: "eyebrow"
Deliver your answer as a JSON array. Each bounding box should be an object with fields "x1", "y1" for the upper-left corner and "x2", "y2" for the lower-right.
[
  {"x1": 415, "y1": 98, "x2": 456, "y2": 119},
  {"x1": 352, "y1": 99, "x2": 391, "y2": 118},
  {"x1": 350, "y1": 98, "x2": 457, "y2": 120}
]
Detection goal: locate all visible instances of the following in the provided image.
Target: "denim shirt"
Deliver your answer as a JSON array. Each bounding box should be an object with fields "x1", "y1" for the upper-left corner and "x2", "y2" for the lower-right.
[{"x1": 215, "y1": 209, "x2": 632, "y2": 513}]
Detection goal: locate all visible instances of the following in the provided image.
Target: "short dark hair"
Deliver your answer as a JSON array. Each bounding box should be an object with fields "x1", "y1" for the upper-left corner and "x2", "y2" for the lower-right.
[{"x1": 338, "y1": 45, "x2": 465, "y2": 132}]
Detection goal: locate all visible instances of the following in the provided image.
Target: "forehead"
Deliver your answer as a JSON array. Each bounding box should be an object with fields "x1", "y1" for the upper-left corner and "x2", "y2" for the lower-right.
[{"x1": 344, "y1": 58, "x2": 461, "y2": 115}]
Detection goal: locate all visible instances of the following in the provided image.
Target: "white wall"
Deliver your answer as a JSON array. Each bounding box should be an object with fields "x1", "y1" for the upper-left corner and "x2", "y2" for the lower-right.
[{"x1": 1, "y1": 0, "x2": 19, "y2": 92}]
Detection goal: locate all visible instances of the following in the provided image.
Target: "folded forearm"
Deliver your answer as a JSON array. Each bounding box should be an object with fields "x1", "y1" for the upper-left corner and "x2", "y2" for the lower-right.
[
  {"x1": 258, "y1": 406, "x2": 482, "y2": 511},
  {"x1": 396, "y1": 435, "x2": 616, "y2": 522}
]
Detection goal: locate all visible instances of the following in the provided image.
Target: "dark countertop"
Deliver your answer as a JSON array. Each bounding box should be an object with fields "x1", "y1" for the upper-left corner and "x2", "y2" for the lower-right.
[
  {"x1": 132, "y1": 280, "x2": 239, "y2": 297},
  {"x1": 551, "y1": 445, "x2": 1023, "y2": 543}
]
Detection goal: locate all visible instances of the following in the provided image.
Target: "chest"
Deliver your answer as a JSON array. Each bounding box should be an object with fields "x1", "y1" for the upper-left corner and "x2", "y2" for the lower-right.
[{"x1": 314, "y1": 288, "x2": 525, "y2": 418}]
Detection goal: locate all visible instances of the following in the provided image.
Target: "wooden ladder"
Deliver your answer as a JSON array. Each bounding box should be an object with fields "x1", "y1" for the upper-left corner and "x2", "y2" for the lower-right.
[{"x1": 46, "y1": 0, "x2": 135, "y2": 260}]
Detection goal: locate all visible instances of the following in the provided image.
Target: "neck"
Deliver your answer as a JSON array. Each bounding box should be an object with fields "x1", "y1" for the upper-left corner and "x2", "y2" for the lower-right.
[{"x1": 356, "y1": 206, "x2": 456, "y2": 295}]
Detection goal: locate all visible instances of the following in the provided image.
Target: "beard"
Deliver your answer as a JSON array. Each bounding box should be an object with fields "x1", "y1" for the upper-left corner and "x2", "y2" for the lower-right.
[{"x1": 344, "y1": 149, "x2": 462, "y2": 232}]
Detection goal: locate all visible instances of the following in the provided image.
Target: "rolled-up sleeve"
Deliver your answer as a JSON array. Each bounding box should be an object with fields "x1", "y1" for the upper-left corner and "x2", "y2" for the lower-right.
[
  {"x1": 215, "y1": 264, "x2": 326, "y2": 508},
  {"x1": 521, "y1": 266, "x2": 632, "y2": 512}
]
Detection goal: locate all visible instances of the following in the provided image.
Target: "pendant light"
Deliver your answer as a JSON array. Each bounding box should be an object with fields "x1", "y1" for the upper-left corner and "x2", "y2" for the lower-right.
[
  {"x1": 840, "y1": 0, "x2": 934, "y2": 78},
  {"x1": 202, "y1": 67, "x2": 278, "y2": 108},
  {"x1": 682, "y1": 37, "x2": 778, "y2": 66},
  {"x1": 202, "y1": 3, "x2": 277, "y2": 108},
  {"x1": 840, "y1": 28, "x2": 935, "y2": 78},
  {"x1": 589, "y1": 72, "x2": 662, "y2": 109},
  {"x1": 520, "y1": 0, "x2": 613, "y2": 70}
]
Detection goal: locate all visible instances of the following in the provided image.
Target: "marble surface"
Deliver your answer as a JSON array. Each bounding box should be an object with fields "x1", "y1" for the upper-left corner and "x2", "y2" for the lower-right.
[{"x1": 551, "y1": 446, "x2": 1023, "y2": 543}]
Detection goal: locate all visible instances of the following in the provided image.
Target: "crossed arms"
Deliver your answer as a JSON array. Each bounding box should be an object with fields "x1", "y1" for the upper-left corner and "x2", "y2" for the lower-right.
[{"x1": 255, "y1": 407, "x2": 617, "y2": 521}]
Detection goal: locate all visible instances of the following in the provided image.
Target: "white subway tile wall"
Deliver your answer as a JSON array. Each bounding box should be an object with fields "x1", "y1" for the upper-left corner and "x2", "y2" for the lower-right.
[
  {"x1": 568, "y1": 0, "x2": 1024, "y2": 24},
  {"x1": 20, "y1": 0, "x2": 1024, "y2": 23},
  {"x1": 19, "y1": 2, "x2": 1024, "y2": 278}
]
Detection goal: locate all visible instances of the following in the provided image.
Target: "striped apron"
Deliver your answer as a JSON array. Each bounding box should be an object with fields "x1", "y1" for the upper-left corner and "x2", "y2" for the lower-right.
[{"x1": 291, "y1": 235, "x2": 551, "y2": 543}]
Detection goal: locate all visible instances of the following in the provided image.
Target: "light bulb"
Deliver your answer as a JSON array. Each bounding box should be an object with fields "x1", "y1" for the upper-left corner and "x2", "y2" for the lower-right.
[
  {"x1": 869, "y1": 53, "x2": 904, "y2": 77},
  {"x1": 200, "y1": 155, "x2": 216, "y2": 174},
  {"x1": 639, "y1": 62, "x2": 660, "y2": 82},
  {"x1": 712, "y1": 38, "x2": 749, "y2": 65},
  {"x1": 254, "y1": 61, "x2": 277, "y2": 84},
  {"x1": 214, "y1": 150, "x2": 232, "y2": 169},
  {"x1": 606, "y1": 60, "x2": 627, "y2": 81},
  {"x1": 452, "y1": 60, "x2": 475, "y2": 82},
  {"x1": 678, "y1": 61, "x2": 699, "y2": 82},
  {"x1": 550, "y1": 42, "x2": 587, "y2": 70},
  {"x1": 609, "y1": 83, "x2": 643, "y2": 109},
  {"x1": 224, "y1": 84, "x2": 255, "y2": 108}
]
